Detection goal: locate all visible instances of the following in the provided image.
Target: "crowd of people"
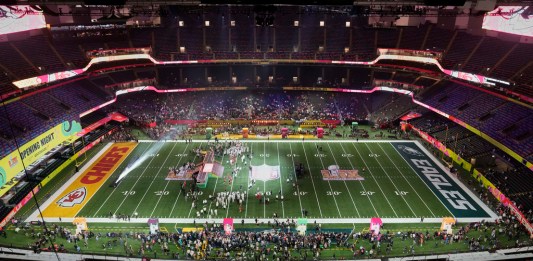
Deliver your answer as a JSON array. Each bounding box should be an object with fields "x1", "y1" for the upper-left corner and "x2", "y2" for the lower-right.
[
  {"x1": 113, "y1": 91, "x2": 387, "y2": 124},
  {"x1": 9, "y1": 201, "x2": 530, "y2": 260}
]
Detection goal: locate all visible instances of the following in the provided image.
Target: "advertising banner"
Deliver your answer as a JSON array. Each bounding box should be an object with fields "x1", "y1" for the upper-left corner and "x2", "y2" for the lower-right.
[
  {"x1": 0, "y1": 186, "x2": 39, "y2": 228},
  {"x1": 223, "y1": 218, "x2": 234, "y2": 235},
  {"x1": 0, "y1": 6, "x2": 46, "y2": 35},
  {"x1": 0, "y1": 120, "x2": 82, "y2": 194}
]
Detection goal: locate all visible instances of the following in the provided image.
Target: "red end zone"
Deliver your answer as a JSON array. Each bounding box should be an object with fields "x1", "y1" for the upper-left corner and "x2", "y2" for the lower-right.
[{"x1": 40, "y1": 143, "x2": 136, "y2": 218}]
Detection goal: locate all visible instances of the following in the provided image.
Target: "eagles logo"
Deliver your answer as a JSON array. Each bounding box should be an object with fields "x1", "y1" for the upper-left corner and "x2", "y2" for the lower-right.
[{"x1": 397, "y1": 145, "x2": 424, "y2": 157}]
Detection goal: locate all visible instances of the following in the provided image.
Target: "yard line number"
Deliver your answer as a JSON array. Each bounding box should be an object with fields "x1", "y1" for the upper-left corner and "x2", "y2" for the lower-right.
[
  {"x1": 154, "y1": 190, "x2": 169, "y2": 196},
  {"x1": 395, "y1": 191, "x2": 409, "y2": 196},
  {"x1": 122, "y1": 191, "x2": 136, "y2": 196},
  {"x1": 360, "y1": 191, "x2": 375, "y2": 196}
]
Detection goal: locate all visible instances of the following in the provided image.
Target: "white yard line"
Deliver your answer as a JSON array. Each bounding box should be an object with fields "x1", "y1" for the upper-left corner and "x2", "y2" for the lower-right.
[
  {"x1": 350, "y1": 142, "x2": 399, "y2": 218},
  {"x1": 93, "y1": 143, "x2": 153, "y2": 217},
  {"x1": 188, "y1": 143, "x2": 214, "y2": 218},
  {"x1": 263, "y1": 142, "x2": 266, "y2": 219},
  {"x1": 169, "y1": 189, "x2": 183, "y2": 218},
  {"x1": 377, "y1": 143, "x2": 436, "y2": 217},
  {"x1": 224, "y1": 142, "x2": 240, "y2": 218},
  {"x1": 112, "y1": 142, "x2": 166, "y2": 215},
  {"x1": 363, "y1": 143, "x2": 417, "y2": 217},
  {"x1": 138, "y1": 140, "x2": 415, "y2": 143},
  {"x1": 149, "y1": 143, "x2": 191, "y2": 217},
  {"x1": 288, "y1": 143, "x2": 308, "y2": 217},
  {"x1": 132, "y1": 142, "x2": 179, "y2": 215},
  {"x1": 36, "y1": 216, "x2": 493, "y2": 224},
  {"x1": 325, "y1": 143, "x2": 360, "y2": 217},
  {"x1": 338, "y1": 142, "x2": 379, "y2": 217},
  {"x1": 275, "y1": 142, "x2": 285, "y2": 217},
  {"x1": 173, "y1": 142, "x2": 204, "y2": 218},
  {"x1": 244, "y1": 142, "x2": 253, "y2": 217},
  {"x1": 206, "y1": 142, "x2": 226, "y2": 218},
  {"x1": 305, "y1": 142, "x2": 342, "y2": 218}
]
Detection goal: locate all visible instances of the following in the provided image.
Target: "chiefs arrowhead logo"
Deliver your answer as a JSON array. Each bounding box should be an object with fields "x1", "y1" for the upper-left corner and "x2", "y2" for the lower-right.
[{"x1": 57, "y1": 187, "x2": 87, "y2": 207}]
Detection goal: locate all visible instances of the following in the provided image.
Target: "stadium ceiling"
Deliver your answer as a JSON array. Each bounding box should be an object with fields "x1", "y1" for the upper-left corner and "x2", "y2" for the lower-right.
[
  {"x1": 1, "y1": 0, "x2": 527, "y2": 6},
  {"x1": 0, "y1": 0, "x2": 462, "y2": 5}
]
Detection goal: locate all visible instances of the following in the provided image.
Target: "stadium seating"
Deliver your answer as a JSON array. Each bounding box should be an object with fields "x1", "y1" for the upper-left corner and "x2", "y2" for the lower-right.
[
  {"x1": 410, "y1": 110, "x2": 533, "y2": 216},
  {"x1": 398, "y1": 25, "x2": 427, "y2": 50},
  {"x1": 423, "y1": 25, "x2": 454, "y2": 51},
  {"x1": 0, "y1": 9, "x2": 531, "y2": 226},
  {"x1": 441, "y1": 32, "x2": 483, "y2": 70}
]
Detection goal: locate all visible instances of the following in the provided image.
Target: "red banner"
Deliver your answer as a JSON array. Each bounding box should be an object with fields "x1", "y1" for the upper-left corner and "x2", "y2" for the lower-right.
[
  {"x1": 321, "y1": 120, "x2": 341, "y2": 125},
  {"x1": 0, "y1": 186, "x2": 39, "y2": 228},
  {"x1": 400, "y1": 112, "x2": 422, "y2": 121},
  {"x1": 223, "y1": 218, "x2": 234, "y2": 235},
  {"x1": 77, "y1": 112, "x2": 128, "y2": 137}
]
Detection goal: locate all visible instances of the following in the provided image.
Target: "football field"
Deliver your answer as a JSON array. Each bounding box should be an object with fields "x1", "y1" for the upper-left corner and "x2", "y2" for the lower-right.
[{"x1": 30, "y1": 140, "x2": 496, "y2": 223}]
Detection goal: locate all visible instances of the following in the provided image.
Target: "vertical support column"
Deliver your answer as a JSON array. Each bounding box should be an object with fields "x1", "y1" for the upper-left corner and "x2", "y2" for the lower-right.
[
  {"x1": 177, "y1": 27, "x2": 180, "y2": 50},
  {"x1": 202, "y1": 13, "x2": 207, "y2": 51},
  {"x1": 179, "y1": 68, "x2": 183, "y2": 85},
  {"x1": 346, "y1": 68, "x2": 350, "y2": 86},
  {"x1": 272, "y1": 66, "x2": 276, "y2": 84},
  {"x1": 254, "y1": 25, "x2": 257, "y2": 51},
  {"x1": 228, "y1": 7, "x2": 232, "y2": 52},
  {"x1": 273, "y1": 27, "x2": 276, "y2": 51},
  {"x1": 228, "y1": 26, "x2": 232, "y2": 52},
  {"x1": 254, "y1": 66, "x2": 257, "y2": 83},
  {"x1": 348, "y1": 27, "x2": 352, "y2": 51},
  {"x1": 297, "y1": 9, "x2": 301, "y2": 51},
  {"x1": 297, "y1": 67, "x2": 301, "y2": 84},
  {"x1": 323, "y1": 15, "x2": 327, "y2": 51}
]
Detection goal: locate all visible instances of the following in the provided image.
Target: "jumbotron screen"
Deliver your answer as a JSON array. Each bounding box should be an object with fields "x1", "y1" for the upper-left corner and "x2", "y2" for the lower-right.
[
  {"x1": 482, "y1": 6, "x2": 533, "y2": 37},
  {"x1": 0, "y1": 5, "x2": 46, "y2": 35}
]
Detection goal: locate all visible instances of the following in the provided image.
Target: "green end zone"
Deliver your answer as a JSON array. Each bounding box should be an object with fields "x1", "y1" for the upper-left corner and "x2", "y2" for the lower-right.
[{"x1": 392, "y1": 142, "x2": 493, "y2": 218}]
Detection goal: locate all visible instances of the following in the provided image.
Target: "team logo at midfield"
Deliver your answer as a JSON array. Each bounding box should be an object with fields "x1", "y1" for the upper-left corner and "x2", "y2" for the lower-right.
[
  {"x1": 250, "y1": 165, "x2": 281, "y2": 181},
  {"x1": 57, "y1": 187, "x2": 87, "y2": 207},
  {"x1": 397, "y1": 145, "x2": 424, "y2": 157}
]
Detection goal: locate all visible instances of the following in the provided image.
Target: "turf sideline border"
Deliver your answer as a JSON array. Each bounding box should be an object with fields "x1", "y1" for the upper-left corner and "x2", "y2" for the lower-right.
[
  {"x1": 25, "y1": 143, "x2": 114, "y2": 223},
  {"x1": 32, "y1": 217, "x2": 492, "y2": 224},
  {"x1": 137, "y1": 139, "x2": 416, "y2": 143},
  {"x1": 412, "y1": 140, "x2": 498, "y2": 221}
]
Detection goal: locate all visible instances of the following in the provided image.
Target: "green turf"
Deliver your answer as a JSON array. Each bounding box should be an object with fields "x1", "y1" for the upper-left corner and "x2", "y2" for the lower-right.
[
  {"x1": 70, "y1": 141, "x2": 490, "y2": 220},
  {"x1": 0, "y1": 221, "x2": 526, "y2": 260}
]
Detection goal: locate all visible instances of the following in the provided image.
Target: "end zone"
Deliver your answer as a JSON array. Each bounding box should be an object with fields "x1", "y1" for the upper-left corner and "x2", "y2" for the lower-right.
[{"x1": 29, "y1": 143, "x2": 137, "y2": 220}]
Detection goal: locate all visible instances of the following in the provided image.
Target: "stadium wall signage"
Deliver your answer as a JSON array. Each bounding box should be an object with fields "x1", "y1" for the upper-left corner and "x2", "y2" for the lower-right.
[{"x1": 0, "y1": 120, "x2": 82, "y2": 196}]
